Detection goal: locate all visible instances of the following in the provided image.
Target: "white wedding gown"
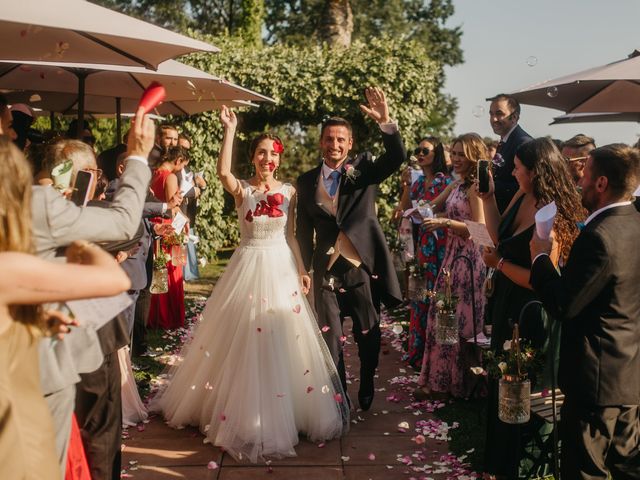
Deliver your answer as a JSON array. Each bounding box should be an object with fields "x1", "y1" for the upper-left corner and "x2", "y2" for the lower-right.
[{"x1": 153, "y1": 182, "x2": 349, "y2": 462}]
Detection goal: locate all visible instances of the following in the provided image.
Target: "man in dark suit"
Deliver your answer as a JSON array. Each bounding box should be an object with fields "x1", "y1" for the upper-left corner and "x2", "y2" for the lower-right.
[
  {"x1": 530, "y1": 144, "x2": 640, "y2": 479},
  {"x1": 296, "y1": 87, "x2": 405, "y2": 411},
  {"x1": 488, "y1": 94, "x2": 532, "y2": 212}
]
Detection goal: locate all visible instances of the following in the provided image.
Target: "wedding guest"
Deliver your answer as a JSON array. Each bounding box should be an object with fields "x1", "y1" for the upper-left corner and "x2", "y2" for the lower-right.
[
  {"x1": 31, "y1": 108, "x2": 154, "y2": 478},
  {"x1": 148, "y1": 146, "x2": 189, "y2": 330},
  {"x1": 10, "y1": 103, "x2": 34, "y2": 151},
  {"x1": 478, "y1": 137, "x2": 585, "y2": 478},
  {"x1": 177, "y1": 133, "x2": 206, "y2": 280},
  {"x1": 0, "y1": 136, "x2": 131, "y2": 480},
  {"x1": 157, "y1": 124, "x2": 179, "y2": 149},
  {"x1": 0, "y1": 94, "x2": 16, "y2": 141},
  {"x1": 400, "y1": 137, "x2": 452, "y2": 369},
  {"x1": 485, "y1": 139, "x2": 498, "y2": 161},
  {"x1": 414, "y1": 133, "x2": 486, "y2": 399},
  {"x1": 561, "y1": 134, "x2": 596, "y2": 185},
  {"x1": 488, "y1": 94, "x2": 532, "y2": 212},
  {"x1": 530, "y1": 144, "x2": 640, "y2": 479}
]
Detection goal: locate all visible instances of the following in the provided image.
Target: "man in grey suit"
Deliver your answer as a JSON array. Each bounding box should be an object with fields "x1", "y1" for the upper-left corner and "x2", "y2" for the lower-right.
[{"x1": 31, "y1": 108, "x2": 155, "y2": 477}]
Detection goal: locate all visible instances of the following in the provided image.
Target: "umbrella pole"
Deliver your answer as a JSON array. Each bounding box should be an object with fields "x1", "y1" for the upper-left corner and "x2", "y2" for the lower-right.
[
  {"x1": 116, "y1": 97, "x2": 122, "y2": 143},
  {"x1": 76, "y1": 70, "x2": 88, "y2": 139}
]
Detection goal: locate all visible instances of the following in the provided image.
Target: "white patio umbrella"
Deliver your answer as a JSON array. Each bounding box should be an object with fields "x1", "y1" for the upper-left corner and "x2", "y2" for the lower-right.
[
  {"x1": 0, "y1": 59, "x2": 274, "y2": 137},
  {"x1": 550, "y1": 112, "x2": 640, "y2": 125},
  {"x1": 0, "y1": 0, "x2": 218, "y2": 70},
  {"x1": 510, "y1": 49, "x2": 640, "y2": 114}
]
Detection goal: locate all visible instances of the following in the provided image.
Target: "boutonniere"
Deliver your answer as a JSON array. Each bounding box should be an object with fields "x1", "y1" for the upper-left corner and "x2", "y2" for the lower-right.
[{"x1": 344, "y1": 164, "x2": 361, "y2": 184}]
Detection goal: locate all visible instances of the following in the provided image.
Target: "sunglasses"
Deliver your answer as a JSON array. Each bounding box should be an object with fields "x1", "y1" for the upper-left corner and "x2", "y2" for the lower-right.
[{"x1": 414, "y1": 147, "x2": 431, "y2": 155}]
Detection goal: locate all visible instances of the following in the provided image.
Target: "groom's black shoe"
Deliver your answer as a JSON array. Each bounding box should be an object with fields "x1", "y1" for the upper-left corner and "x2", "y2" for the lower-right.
[{"x1": 358, "y1": 372, "x2": 375, "y2": 411}]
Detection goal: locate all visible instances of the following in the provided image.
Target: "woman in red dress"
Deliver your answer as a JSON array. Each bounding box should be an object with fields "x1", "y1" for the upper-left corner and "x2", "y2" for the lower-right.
[{"x1": 148, "y1": 146, "x2": 189, "y2": 330}]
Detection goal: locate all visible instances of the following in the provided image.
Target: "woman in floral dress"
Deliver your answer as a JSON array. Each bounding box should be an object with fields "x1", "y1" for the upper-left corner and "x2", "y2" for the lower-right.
[
  {"x1": 400, "y1": 137, "x2": 451, "y2": 369},
  {"x1": 414, "y1": 133, "x2": 487, "y2": 399}
]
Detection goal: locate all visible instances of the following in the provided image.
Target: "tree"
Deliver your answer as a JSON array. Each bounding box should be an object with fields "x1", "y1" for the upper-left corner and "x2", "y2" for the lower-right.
[{"x1": 318, "y1": 0, "x2": 353, "y2": 47}]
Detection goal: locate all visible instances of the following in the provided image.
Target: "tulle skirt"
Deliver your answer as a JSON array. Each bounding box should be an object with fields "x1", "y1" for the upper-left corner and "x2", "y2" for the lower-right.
[
  {"x1": 152, "y1": 238, "x2": 349, "y2": 462},
  {"x1": 118, "y1": 347, "x2": 148, "y2": 427}
]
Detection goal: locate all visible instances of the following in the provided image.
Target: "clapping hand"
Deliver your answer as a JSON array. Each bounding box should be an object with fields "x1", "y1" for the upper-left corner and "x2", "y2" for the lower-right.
[
  {"x1": 359, "y1": 87, "x2": 391, "y2": 124},
  {"x1": 220, "y1": 105, "x2": 237, "y2": 131}
]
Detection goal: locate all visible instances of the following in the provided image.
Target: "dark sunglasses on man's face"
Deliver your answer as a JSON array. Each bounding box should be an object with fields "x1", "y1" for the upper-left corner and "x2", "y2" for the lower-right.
[{"x1": 414, "y1": 147, "x2": 431, "y2": 156}]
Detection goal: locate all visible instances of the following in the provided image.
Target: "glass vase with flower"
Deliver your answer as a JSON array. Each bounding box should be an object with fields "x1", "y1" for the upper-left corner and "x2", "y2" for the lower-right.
[{"x1": 430, "y1": 268, "x2": 459, "y2": 345}]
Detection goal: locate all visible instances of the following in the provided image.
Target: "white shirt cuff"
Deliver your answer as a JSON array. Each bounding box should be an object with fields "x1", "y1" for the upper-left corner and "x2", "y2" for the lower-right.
[
  {"x1": 126, "y1": 155, "x2": 148, "y2": 166},
  {"x1": 379, "y1": 122, "x2": 398, "y2": 135},
  {"x1": 533, "y1": 253, "x2": 549, "y2": 265}
]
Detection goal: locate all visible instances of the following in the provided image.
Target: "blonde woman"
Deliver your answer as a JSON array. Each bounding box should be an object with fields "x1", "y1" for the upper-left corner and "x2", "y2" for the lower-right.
[
  {"x1": 414, "y1": 133, "x2": 487, "y2": 399},
  {"x1": 0, "y1": 137, "x2": 131, "y2": 480}
]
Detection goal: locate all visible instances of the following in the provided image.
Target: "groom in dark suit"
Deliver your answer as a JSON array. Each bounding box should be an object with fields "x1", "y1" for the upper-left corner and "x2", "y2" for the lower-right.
[
  {"x1": 530, "y1": 144, "x2": 640, "y2": 479},
  {"x1": 296, "y1": 87, "x2": 405, "y2": 411}
]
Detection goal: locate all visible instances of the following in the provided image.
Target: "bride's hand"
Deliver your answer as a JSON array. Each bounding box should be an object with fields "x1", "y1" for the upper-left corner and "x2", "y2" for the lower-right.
[
  {"x1": 220, "y1": 105, "x2": 237, "y2": 130},
  {"x1": 300, "y1": 274, "x2": 311, "y2": 295}
]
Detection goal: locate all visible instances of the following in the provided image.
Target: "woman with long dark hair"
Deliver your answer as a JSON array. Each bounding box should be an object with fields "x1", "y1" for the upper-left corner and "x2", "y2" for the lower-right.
[
  {"x1": 400, "y1": 137, "x2": 452, "y2": 369},
  {"x1": 478, "y1": 137, "x2": 585, "y2": 479}
]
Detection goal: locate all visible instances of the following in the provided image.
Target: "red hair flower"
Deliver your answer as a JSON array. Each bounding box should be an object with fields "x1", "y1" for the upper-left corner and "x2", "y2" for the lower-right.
[{"x1": 272, "y1": 139, "x2": 284, "y2": 154}]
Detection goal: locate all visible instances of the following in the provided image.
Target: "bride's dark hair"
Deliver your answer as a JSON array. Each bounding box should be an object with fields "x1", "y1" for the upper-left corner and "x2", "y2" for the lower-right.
[
  {"x1": 249, "y1": 133, "x2": 284, "y2": 161},
  {"x1": 516, "y1": 138, "x2": 586, "y2": 263}
]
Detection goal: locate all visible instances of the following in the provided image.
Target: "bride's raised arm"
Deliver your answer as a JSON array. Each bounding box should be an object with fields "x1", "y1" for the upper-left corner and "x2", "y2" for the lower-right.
[{"x1": 217, "y1": 106, "x2": 244, "y2": 206}]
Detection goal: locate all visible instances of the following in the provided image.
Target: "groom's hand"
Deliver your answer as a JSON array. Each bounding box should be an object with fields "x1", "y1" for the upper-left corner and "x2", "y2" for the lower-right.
[{"x1": 359, "y1": 87, "x2": 391, "y2": 124}]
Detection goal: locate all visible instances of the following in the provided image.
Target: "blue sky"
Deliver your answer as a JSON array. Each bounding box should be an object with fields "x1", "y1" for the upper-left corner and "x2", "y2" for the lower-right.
[{"x1": 443, "y1": 0, "x2": 640, "y2": 146}]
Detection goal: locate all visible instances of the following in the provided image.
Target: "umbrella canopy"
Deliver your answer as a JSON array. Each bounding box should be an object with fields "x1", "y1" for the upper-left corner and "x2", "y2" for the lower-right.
[
  {"x1": 550, "y1": 112, "x2": 640, "y2": 125},
  {"x1": 0, "y1": 0, "x2": 218, "y2": 70},
  {"x1": 0, "y1": 59, "x2": 274, "y2": 115},
  {"x1": 510, "y1": 50, "x2": 640, "y2": 114}
]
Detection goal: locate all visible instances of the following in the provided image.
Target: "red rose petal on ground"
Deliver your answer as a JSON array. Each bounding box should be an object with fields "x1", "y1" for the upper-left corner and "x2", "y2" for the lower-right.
[
  {"x1": 257, "y1": 327, "x2": 262, "y2": 332},
  {"x1": 306, "y1": 386, "x2": 314, "y2": 393},
  {"x1": 334, "y1": 393, "x2": 343, "y2": 402},
  {"x1": 220, "y1": 414, "x2": 226, "y2": 421}
]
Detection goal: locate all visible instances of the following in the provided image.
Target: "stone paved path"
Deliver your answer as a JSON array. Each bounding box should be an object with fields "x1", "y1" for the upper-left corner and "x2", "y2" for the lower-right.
[{"x1": 121, "y1": 315, "x2": 477, "y2": 479}]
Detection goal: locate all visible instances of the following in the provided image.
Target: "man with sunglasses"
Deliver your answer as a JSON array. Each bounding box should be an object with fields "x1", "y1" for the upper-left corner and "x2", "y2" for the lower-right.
[
  {"x1": 488, "y1": 93, "x2": 532, "y2": 212},
  {"x1": 562, "y1": 134, "x2": 596, "y2": 185}
]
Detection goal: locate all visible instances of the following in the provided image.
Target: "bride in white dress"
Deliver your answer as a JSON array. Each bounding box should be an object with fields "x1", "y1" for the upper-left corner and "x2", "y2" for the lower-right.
[{"x1": 153, "y1": 106, "x2": 349, "y2": 462}]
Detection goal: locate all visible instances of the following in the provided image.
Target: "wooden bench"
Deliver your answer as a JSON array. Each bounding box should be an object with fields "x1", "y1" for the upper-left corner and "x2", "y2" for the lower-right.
[{"x1": 530, "y1": 388, "x2": 564, "y2": 423}]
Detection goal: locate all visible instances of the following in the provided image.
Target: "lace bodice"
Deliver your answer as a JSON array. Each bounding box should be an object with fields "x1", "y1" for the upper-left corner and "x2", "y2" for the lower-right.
[{"x1": 237, "y1": 182, "x2": 292, "y2": 243}]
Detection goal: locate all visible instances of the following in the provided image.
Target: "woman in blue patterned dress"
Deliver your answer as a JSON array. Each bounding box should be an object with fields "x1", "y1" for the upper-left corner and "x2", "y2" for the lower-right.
[{"x1": 400, "y1": 137, "x2": 452, "y2": 369}]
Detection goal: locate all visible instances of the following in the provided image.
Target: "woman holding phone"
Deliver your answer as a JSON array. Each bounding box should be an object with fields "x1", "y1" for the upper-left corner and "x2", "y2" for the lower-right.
[{"x1": 477, "y1": 137, "x2": 584, "y2": 478}]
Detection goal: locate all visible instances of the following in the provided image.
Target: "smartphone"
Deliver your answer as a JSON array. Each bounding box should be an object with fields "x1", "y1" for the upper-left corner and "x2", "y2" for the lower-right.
[
  {"x1": 477, "y1": 159, "x2": 490, "y2": 193},
  {"x1": 70, "y1": 170, "x2": 95, "y2": 206}
]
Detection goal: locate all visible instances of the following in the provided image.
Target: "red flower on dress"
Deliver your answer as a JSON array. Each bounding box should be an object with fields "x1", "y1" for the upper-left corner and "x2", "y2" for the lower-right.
[
  {"x1": 272, "y1": 140, "x2": 284, "y2": 154},
  {"x1": 250, "y1": 193, "x2": 286, "y2": 219}
]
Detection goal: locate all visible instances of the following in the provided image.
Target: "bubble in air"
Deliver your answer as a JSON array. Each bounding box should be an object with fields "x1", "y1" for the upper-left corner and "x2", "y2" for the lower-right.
[
  {"x1": 472, "y1": 105, "x2": 485, "y2": 118},
  {"x1": 546, "y1": 86, "x2": 559, "y2": 98},
  {"x1": 526, "y1": 56, "x2": 538, "y2": 67}
]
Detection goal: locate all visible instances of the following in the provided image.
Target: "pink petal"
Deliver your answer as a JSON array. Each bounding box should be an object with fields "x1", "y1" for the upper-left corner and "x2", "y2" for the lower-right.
[
  {"x1": 207, "y1": 461, "x2": 219, "y2": 470},
  {"x1": 220, "y1": 414, "x2": 226, "y2": 421},
  {"x1": 334, "y1": 393, "x2": 343, "y2": 402},
  {"x1": 321, "y1": 326, "x2": 330, "y2": 332},
  {"x1": 293, "y1": 305, "x2": 301, "y2": 314},
  {"x1": 368, "y1": 453, "x2": 376, "y2": 461}
]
